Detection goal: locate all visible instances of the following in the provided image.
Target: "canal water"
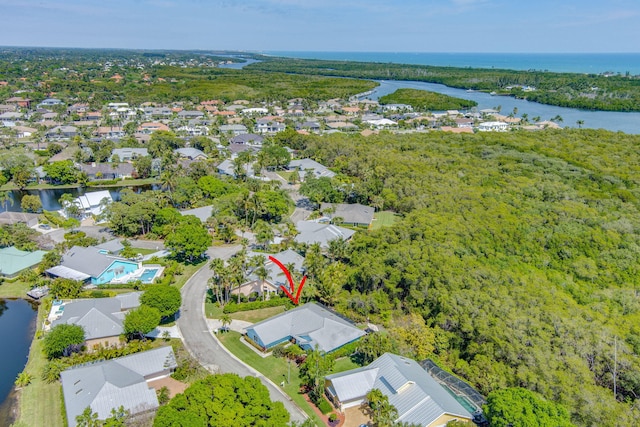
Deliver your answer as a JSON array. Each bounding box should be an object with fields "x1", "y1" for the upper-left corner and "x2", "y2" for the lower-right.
[
  {"x1": 2, "y1": 185, "x2": 159, "y2": 213},
  {"x1": 365, "y1": 80, "x2": 640, "y2": 134},
  {"x1": 0, "y1": 299, "x2": 38, "y2": 426}
]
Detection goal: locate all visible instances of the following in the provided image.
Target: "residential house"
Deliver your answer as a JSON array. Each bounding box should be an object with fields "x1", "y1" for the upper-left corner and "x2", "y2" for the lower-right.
[
  {"x1": 242, "y1": 107, "x2": 269, "y2": 116},
  {"x1": 138, "y1": 122, "x2": 169, "y2": 134},
  {"x1": 230, "y1": 133, "x2": 263, "y2": 146},
  {"x1": 365, "y1": 118, "x2": 398, "y2": 129},
  {"x1": 5, "y1": 96, "x2": 31, "y2": 108},
  {"x1": 325, "y1": 353, "x2": 473, "y2": 426},
  {"x1": 219, "y1": 124, "x2": 248, "y2": 136},
  {"x1": 245, "y1": 302, "x2": 365, "y2": 353},
  {"x1": 255, "y1": 118, "x2": 285, "y2": 134},
  {"x1": 46, "y1": 244, "x2": 139, "y2": 285},
  {"x1": 37, "y1": 98, "x2": 63, "y2": 108},
  {"x1": 177, "y1": 110, "x2": 204, "y2": 119},
  {"x1": 288, "y1": 158, "x2": 336, "y2": 180},
  {"x1": 232, "y1": 249, "x2": 305, "y2": 298},
  {"x1": 51, "y1": 292, "x2": 142, "y2": 348},
  {"x1": 73, "y1": 190, "x2": 113, "y2": 218},
  {"x1": 0, "y1": 246, "x2": 47, "y2": 278},
  {"x1": 95, "y1": 126, "x2": 125, "y2": 140},
  {"x1": 381, "y1": 103, "x2": 413, "y2": 112},
  {"x1": 179, "y1": 205, "x2": 214, "y2": 224},
  {"x1": 174, "y1": 147, "x2": 207, "y2": 160},
  {"x1": 13, "y1": 125, "x2": 37, "y2": 138},
  {"x1": 294, "y1": 220, "x2": 356, "y2": 249},
  {"x1": 296, "y1": 121, "x2": 321, "y2": 133},
  {"x1": 79, "y1": 162, "x2": 134, "y2": 180},
  {"x1": 320, "y1": 203, "x2": 375, "y2": 227},
  {"x1": 0, "y1": 211, "x2": 40, "y2": 228},
  {"x1": 111, "y1": 147, "x2": 149, "y2": 162},
  {"x1": 46, "y1": 125, "x2": 78, "y2": 141},
  {"x1": 477, "y1": 121, "x2": 508, "y2": 132},
  {"x1": 61, "y1": 347, "x2": 177, "y2": 427}
]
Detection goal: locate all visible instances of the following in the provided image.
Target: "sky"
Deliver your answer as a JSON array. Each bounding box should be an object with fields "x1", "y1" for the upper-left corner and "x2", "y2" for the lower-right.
[{"x1": 0, "y1": 0, "x2": 638, "y2": 53}]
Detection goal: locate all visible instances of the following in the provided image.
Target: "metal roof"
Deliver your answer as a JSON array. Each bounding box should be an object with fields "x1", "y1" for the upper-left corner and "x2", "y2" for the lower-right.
[
  {"x1": 294, "y1": 221, "x2": 356, "y2": 248},
  {"x1": 246, "y1": 302, "x2": 365, "y2": 353},
  {"x1": 0, "y1": 246, "x2": 47, "y2": 276},
  {"x1": 61, "y1": 347, "x2": 175, "y2": 426},
  {"x1": 326, "y1": 353, "x2": 473, "y2": 426}
]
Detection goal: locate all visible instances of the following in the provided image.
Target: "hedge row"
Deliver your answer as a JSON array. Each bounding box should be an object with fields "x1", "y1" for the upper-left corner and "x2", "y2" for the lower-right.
[{"x1": 223, "y1": 297, "x2": 292, "y2": 314}]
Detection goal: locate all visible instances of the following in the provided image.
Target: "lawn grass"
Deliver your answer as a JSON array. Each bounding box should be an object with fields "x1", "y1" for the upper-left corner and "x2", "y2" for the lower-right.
[
  {"x1": 15, "y1": 304, "x2": 64, "y2": 427},
  {"x1": 0, "y1": 279, "x2": 30, "y2": 298},
  {"x1": 330, "y1": 356, "x2": 360, "y2": 375},
  {"x1": 172, "y1": 260, "x2": 207, "y2": 289},
  {"x1": 129, "y1": 247, "x2": 159, "y2": 256},
  {"x1": 217, "y1": 331, "x2": 324, "y2": 426},
  {"x1": 276, "y1": 171, "x2": 293, "y2": 182},
  {"x1": 371, "y1": 210, "x2": 401, "y2": 230},
  {"x1": 205, "y1": 304, "x2": 287, "y2": 323}
]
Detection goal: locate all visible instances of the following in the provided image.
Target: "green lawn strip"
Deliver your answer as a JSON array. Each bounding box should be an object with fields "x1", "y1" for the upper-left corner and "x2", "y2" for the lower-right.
[
  {"x1": 217, "y1": 331, "x2": 324, "y2": 425},
  {"x1": 276, "y1": 171, "x2": 293, "y2": 182},
  {"x1": 0, "y1": 279, "x2": 30, "y2": 298},
  {"x1": 128, "y1": 247, "x2": 159, "y2": 256},
  {"x1": 205, "y1": 304, "x2": 286, "y2": 323},
  {"x1": 372, "y1": 210, "x2": 400, "y2": 229},
  {"x1": 330, "y1": 356, "x2": 360, "y2": 374},
  {"x1": 16, "y1": 304, "x2": 64, "y2": 427},
  {"x1": 229, "y1": 305, "x2": 286, "y2": 323},
  {"x1": 172, "y1": 261, "x2": 206, "y2": 289}
]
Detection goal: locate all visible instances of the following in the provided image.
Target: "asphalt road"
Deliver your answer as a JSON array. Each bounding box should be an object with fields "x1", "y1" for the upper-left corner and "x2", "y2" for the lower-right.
[{"x1": 177, "y1": 244, "x2": 307, "y2": 424}]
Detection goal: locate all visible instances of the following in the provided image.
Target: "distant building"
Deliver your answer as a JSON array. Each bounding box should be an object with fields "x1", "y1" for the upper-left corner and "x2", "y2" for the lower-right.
[
  {"x1": 320, "y1": 203, "x2": 375, "y2": 227},
  {"x1": 0, "y1": 246, "x2": 47, "y2": 277},
  {"x1": 294, "y1": 220, "x2": 356, "y2": 249},
  {"x1": 477, "y1": 121, "x2": 508, "y2": 132},
  {"x1": 288, "y1": 159, "x2": 335, "y2": 180}
]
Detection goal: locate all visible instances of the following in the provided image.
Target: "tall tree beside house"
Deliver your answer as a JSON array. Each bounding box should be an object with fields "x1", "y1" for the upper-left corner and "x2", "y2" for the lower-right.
[
  {"x1": 366, "y1": 388, "x2": 398, "y2": 427},
  {"x1": 299, "y1": 345, "x2": 334, "y2": 403},
  {"x1": 123, "y1": 305, "x2": 161, "y2": 340},
  {"x1": 44, "y1": 324, "x2": 85, "y2": 359},
  {"x1": 140, "y1": 285, "x2": 182, "y2": 319}
]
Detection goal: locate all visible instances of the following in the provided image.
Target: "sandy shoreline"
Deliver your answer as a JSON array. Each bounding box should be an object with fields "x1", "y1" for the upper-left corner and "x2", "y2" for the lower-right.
[{"x1": 0, "y1": 386, "x2": 20, "y2": 426}]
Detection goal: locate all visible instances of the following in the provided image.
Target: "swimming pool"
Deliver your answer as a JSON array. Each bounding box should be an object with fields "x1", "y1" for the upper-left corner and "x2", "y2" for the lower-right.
[
  {"x1": 139, "y1": 268, "x2": 159, "y2": 283},
  {"x1": 93, "y1": 260, "x2": 139, "y2": 285}
]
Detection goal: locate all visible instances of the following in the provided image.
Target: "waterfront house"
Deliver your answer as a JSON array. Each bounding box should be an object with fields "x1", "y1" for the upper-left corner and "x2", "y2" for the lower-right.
[
  {"x1": 74, "y1": 190, "x2": 113, "y2": 218},
  {"x1": 245, "y1": 302, "x2": 365, "y2": 353},
  {"x1": 111, "y1": 147, "x2": 149, "y2": 162},
  {"x1": 325, "y1": 353, "x2": 473, "y2": 426},
  {"x1": 477, "y1": 121, "x2": 508, "y2": 132},
  {"x1": 61, "y1": 346, "x2": 177, "y2": 427},
  {"x1": 51, "y1": 292, "x2": 142, "y2": 348}
]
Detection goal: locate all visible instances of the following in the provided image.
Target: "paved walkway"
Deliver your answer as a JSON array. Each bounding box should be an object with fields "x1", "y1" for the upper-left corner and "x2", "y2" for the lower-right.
[
  {"x1": 206, "y1": 318, "x2": 252, "y2": 334},
  {"x1": 177, "y1": 244, "x2": 307, "y2": 423}
]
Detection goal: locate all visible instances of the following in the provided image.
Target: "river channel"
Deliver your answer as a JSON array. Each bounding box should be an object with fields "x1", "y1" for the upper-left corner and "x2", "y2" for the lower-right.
[{"x1": 0, "y1": 299, "x2": 37, "y2": 426}]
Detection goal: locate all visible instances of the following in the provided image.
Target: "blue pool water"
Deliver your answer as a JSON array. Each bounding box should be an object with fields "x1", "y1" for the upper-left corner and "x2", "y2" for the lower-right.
[
  {"x1": 93, "y1": 260, "x2": 139, "y2": 285},
  {"x1": 139, "y1": 269, "x2": 158, "y2": 284}
]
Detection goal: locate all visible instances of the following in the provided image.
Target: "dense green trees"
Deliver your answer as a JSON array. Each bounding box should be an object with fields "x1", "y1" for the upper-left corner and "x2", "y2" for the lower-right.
[
  {"x1": 140, "y1": 285, "x2": 182, "y2": 319},
  {"x1": 43, "y1": 160, "x2": 79, "y2": 184},
  {"x1": 484, "y1": 388, "x2": 574, "y2": 427},
  {"x1": 165, "y1": 216, "x2": 212, "y2": 262},
  {"x1": 379, "y1": 88, "x2": 477, "y2": 111},
  {"x1": 154, "y1": 374, "x2": 290, "y2": 427},
  {"x1": 44, "y1": 324, "x2": 85, "y2": 359},
  {"x1": 296, "y1": 129, "x2": 640, "y2": 426}
]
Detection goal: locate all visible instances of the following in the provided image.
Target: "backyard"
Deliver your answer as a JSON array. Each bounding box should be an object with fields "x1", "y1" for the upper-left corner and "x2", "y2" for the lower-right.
[{"x1": 371, "y1": 210, "x2": 401, "y2": 230}]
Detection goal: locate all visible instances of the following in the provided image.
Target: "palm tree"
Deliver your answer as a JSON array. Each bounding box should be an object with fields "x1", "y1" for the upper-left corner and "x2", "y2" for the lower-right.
[
  {"x1": 576, "y1": 120, "x2": 585, "y2": 128},
  {"x1": 220, "y1": 313, "x2": 232, "y2": 332},
  {"x1": 0, "y1": 191, "x2": 14, "y2": 212}
]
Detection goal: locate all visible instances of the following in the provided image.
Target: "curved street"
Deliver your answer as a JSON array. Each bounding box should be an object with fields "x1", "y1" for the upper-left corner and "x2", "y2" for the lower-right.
[{"x1": 177, "y1": 244, "x2": 307, "y2": 424}]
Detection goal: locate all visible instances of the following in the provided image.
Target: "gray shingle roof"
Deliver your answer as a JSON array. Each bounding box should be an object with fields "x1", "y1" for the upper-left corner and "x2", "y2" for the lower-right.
[
  {"x1": 294, "y1": 221, "x2": 356, "y2": 249},
  {"x1": 288, "y1": 158, "x2": 336, "y2": 179},
  {"x1": 57, "y1": 246, "x2": 119, "y2": 278},
  {"x1": 246, "y1": 302, "x2": 365, "y2": 352},
  {"x1": 320, "y1": 203, "x2": 374, "y2": 226},
  {"x1": 179, "y1": 205, "x2": 214, "y2": 223},
  {"x1": 61, "y1": 347, "x2": 176, "y2": 426},
  {"x1": 246, "y1": 249, "x2": 305, "y2": 286},
  {"x1": 326, "y1": 353, "x2": 473, "y2": 426},
  {"x1": 51, "y1": 293, "x2": 141, "y2": 340}
]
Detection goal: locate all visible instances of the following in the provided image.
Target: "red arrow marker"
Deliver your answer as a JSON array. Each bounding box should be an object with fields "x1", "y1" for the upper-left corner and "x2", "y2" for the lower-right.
[{"x1": 269, "y1": 255, "x2": 307, "y2": 305}]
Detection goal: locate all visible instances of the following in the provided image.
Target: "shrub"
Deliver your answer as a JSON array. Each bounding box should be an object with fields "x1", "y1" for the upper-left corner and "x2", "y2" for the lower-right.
[
  {"x1": 223, "y1": 297, "x2": 292, "y2": 314},
  {"x1": 316, "y1": 398, "x2": 333, "y2": 414},
  {"x1": 329, "y1": 413, "x2": 337, "y2": 422},
  {"x1": 44, "y1": 324, "x2": 85, "y2": 359},
  {"x1": 42, "y1": 359, "x2": 69, "y2": 383},
  {"x1": 15, "y1": 372, "x2": 33, "y2": 387}
]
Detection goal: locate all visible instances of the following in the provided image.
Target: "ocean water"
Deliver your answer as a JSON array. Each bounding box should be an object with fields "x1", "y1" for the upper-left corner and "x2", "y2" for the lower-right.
[{"x1": 265, "y1": 52, "x2": 640, "y2": 75}]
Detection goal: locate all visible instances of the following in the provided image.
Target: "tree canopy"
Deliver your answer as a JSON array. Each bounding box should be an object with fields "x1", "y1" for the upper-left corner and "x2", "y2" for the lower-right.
[
  {"x1": 123, "y1": 305, "x2": 161, "y2": 339},
  {"x1": 153, "y1": 373, "x2": 290, "y2": 427},
  {"x1": 140, "y1": 285, "x2": 182, "y2": 318},
  {"x1": 484, "y1": 388, "x2": 575, "y2": 427},
  {"x1": 44, "y1": 324, "x2": 85, "y2": 359}
]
